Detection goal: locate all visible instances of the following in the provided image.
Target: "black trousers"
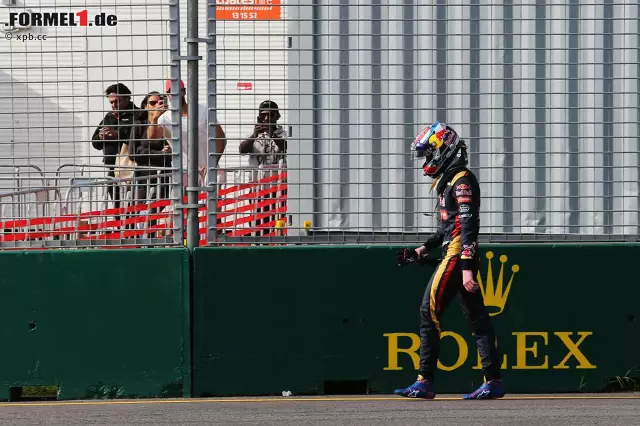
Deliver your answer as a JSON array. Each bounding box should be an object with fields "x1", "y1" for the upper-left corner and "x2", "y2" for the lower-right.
[
  {"x1": 132, "y1": 169, "x2": 163, "y2": 232},
  {"x1": 419, "y1": 254, "x2": 501, "y2": 382},
  {"x1": 133, "y1": 169, "x2": 159, "y2": 204},
  {"x1": 105, "y1": 166, "x2": 121, "y2": 221}
]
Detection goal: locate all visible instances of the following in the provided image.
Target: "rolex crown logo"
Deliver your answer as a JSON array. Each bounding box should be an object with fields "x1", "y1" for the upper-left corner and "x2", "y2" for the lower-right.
[{"x1": 476, "y1": 251, "x2": 520, "y2": 316}]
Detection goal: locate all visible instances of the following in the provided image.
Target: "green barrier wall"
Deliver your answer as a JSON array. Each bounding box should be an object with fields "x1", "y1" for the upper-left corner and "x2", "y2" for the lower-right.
[
  {"x1": 193, "y1": 244, "x2": 640, "y2": 396},
  {"x1": 0, "y1": 248, "x2": 191, "y2": 400}
]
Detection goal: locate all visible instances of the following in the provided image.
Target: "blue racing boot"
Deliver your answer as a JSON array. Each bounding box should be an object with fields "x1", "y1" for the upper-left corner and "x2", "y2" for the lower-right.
[
  {"x1": 463, "y1": 380, "x2": 506, "y2": 400},
  {"x1": 394, "y1": 376, "x2": 436, "y2": 399}
]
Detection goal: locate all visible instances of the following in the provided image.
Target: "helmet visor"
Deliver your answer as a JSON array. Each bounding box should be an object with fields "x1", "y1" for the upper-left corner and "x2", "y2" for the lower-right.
[
  {"x1": 411, "y1": 123, "x2": 445, "y2": 159},
  {"x1": 411, "y1": 141, "x2": 434, "y2": 160},
  {"x1": 412, "y1": 127, "x2": 434, "y2": 159}
]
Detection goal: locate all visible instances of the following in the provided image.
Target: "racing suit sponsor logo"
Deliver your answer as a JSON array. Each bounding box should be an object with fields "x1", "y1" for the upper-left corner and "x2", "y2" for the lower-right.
[
  {"x1": 457, "y1": 196, "x2": 472, "y2": 203},
  {"x1": 459, "y1": 204, "x2": 470, "y2": 213},
  {"x1": 462, "y1": 243, "x2": 476, "y2": 259}
]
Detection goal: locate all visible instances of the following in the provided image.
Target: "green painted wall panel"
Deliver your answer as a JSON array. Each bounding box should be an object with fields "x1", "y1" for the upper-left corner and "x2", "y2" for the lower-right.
[
  {"x1": 193, "y1": 244, "x2": 640, "y2": 396},
  {"x1": 0, "y1": 248, "x2": 190, "y2": 400}
]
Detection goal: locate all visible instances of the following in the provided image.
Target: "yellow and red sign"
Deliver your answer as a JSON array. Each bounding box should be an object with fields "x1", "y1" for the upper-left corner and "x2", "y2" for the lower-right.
[{"x1": 215, "y1": 0, "x2": 281, "y2": 21}]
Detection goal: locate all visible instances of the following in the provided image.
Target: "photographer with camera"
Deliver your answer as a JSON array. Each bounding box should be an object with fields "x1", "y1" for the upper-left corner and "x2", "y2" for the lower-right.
[
  {"x1": 239, "y1": 100, "x2": 287, "y2": 167},
  {"x1": 239, "y1": 100, "x2": 287, "y2": 237}
]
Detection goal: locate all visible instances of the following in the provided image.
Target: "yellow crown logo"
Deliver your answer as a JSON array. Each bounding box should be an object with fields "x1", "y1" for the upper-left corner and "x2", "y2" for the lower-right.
[{"x1": 476, "y1": 251, "x2": 520, "y2": 316}]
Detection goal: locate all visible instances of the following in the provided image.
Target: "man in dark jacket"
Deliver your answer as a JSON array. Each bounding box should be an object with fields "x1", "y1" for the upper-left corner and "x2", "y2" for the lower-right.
[{"x1": 91, "y1": 83, "x2": 145, "y2": 213}]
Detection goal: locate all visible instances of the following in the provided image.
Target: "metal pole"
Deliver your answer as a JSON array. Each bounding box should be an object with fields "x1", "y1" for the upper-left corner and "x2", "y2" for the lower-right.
[
  {"x1": 185, "y1": 0, "x2": 200, "y2": 250},
  {"x1": 206, "y1": 0, "x2": 218, "y2": 244},
  {"x1": 169, "y1": 0, "x2": 184, "y2": 246}
]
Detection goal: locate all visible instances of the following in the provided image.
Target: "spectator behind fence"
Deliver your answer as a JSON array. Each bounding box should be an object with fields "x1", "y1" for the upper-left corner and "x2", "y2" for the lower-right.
[
  {"x1": 154, "y1": 79, "x2": 228, "y2": 236},
  {"x1": 128, "y1": 91, "x2": 172, "y2": 205},
  {"x1": 239, "y1": 100, "x2": 287, "y2": 237},
  {"x1": 156, "y1": 79, "x2": 227, "y2": 184},
  {"x1": 91, "y1": 83, "x2": 145, "y2": 217},
  {"x1": 239, "y1": 100, "x2": 287, "y2": 167}
]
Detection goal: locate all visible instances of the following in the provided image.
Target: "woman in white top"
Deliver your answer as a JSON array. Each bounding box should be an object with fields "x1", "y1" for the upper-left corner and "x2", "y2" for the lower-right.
[
  {"x1": 156, "y1": 79, "x2": 227, "y2": 185},
  {"x1": 148, "y1": 79, "x2": 228, "y2": 238}
]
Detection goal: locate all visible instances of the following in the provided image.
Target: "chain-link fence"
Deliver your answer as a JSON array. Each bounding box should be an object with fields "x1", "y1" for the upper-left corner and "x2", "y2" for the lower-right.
[
  {"x1": 210, "y1": 0, "x2": 640, "y2": 246},
  {"x1": 2, "y1": 1, "x2": 639, "y2": 249},
  {"x1": 0, "y1": 0, "x2": 187, "y2": 248}
]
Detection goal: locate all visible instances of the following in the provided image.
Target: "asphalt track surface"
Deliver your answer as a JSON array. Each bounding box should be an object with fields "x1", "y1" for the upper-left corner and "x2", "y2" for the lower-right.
[{"x1": 1, "y1": 394, "x2": 639, "y2": 425}]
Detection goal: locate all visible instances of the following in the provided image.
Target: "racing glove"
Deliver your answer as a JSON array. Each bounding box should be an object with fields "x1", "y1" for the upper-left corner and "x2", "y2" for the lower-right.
[{"x1": 396, "y1": 248, "x2": 440, "y2": 267}]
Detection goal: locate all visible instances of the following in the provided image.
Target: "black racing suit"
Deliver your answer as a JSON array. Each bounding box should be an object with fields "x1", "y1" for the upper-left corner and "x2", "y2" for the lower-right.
[{"x1": 418, "y1": 167, "x2": 501, "y2": 383}]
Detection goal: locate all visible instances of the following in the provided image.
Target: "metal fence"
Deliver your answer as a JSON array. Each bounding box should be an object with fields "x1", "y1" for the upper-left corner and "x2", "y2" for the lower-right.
[
  {"x1": 0, "y1": 0, "x2": 187, "y2": 248},
  {"x1": 1, "y1": 0, "x2": 639, "y2": 249},
  {"x1": 283, "y1": 0, "x2": 640, "y2": 245}
]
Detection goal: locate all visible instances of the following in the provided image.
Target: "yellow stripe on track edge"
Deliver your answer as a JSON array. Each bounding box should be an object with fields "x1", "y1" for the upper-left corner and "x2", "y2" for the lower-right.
[{"x1": 1, "y1": 394, "x2": 639, "y2": 408}]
